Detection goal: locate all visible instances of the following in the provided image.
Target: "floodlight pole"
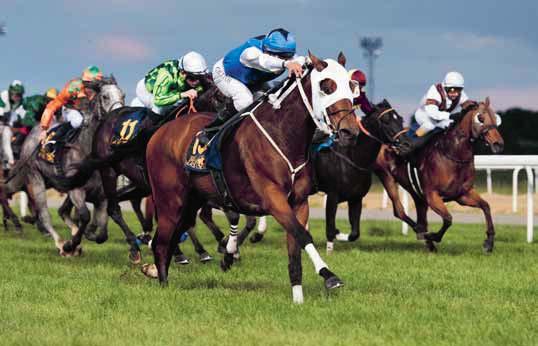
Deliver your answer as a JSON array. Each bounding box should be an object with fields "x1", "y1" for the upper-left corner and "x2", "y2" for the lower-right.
[{"x1": 359, "y1": 37, "x2": 383, "y2": 103}]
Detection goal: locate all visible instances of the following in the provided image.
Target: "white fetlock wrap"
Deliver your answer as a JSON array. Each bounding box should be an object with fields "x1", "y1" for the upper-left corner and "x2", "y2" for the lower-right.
[
  {"x1": 226, "y1": 234, "x2": 238, "y2": 254},
  {"x1": 148, "y1": 239, "x2": 153, "y2": 250},
  {"x1": 257, "y1": 216, "x2": 267, "y2": 234},
  {"x1": 292, "y1": 285, "x2": 304, "y2": 304},
  {"x1": 335, "y1": 233, "x2": 350, "y2": 242},
  {"x1": 326, "y1": 241, "x2": 334, "y2": 253},
  {"x1": 305, "y1": 243, "x2": 328, "y2": 274}
]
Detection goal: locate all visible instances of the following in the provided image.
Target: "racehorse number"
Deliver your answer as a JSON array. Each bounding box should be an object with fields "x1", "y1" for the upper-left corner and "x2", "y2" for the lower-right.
[{"x1": 118, "y1": 119, "x2": 139, "y2": 143}]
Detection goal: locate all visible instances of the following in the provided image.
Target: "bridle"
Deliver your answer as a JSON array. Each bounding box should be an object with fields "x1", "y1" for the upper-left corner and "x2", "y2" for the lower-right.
[{"x1": 355, "y1": 107, "x2": 406, "y2": 145}]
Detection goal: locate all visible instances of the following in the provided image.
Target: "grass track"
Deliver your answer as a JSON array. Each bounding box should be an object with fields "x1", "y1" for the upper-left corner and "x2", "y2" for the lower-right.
[{"x1": 0, "y1": 212, "x2": 537, "y2": 345}]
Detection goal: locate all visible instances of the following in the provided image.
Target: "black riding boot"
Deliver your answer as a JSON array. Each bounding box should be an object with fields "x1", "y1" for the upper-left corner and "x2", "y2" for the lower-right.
[
  {"x1": 198, "y1": 104, "x2": 237, "y2": 146},
  {"x1": 397, "y1": 131, "x2": 438, "y2": 157}
]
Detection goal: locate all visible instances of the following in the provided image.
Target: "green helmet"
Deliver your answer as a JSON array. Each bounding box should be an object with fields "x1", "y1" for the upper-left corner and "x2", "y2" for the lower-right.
[{"x1": 8, "y1": 80, "x2": 25, "y2": 95}]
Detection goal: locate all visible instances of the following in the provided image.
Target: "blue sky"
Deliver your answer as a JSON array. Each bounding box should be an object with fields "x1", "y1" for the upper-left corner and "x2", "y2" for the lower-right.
[{"x1": 1, "y1": 0, "x2": 537, "y2": 114}]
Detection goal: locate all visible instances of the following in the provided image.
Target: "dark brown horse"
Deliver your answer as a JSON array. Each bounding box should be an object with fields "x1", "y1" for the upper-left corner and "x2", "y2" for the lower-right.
[
  {"x1": 374, "y1": 98, "x2": 504, "y2": 252},
  {"x1": 144, "y1": 52, "x2": 359, "y2": 303},
  {"x1": 313, "y1": 100, "x2": 406, "y2": 252}
]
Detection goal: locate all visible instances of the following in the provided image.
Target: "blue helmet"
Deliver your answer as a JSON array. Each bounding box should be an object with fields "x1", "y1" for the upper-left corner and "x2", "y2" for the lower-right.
[{"x1": 262, "y1": 28, "x2": 296, "y2": 58}]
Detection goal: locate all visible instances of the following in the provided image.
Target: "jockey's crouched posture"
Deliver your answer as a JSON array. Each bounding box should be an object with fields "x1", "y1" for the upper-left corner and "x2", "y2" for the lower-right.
[
  {"x1": 0, "y1": 80, "x2": 25, "y2": 168},
  {"x1": 399, "y1": 71, "x2": 471, "y2": 154},
  {"x1": 130, "y1": 51, "x2": 210, "y2": 116},
  {"x1": 198, "y1": 28, "x2": 305, "y2": 145},
  {"x1": 39, "y1": 66, "x2": 104, "y2": 144}
]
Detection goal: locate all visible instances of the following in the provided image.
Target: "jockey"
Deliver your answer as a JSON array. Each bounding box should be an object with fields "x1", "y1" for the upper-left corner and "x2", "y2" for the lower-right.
[
  {"x1": 130, "y1": 51, "x2": 210, "y2": 115},
  {"x1": 20, "y1": 88, "x2": 58, "y2": 129},
  {"x1": 399, "y1": 71, "x2": 470, "y2": 154},
  {"x1": 349, "y1": 69, "x2": 374, "y2": 116},
  {"x1": 198, "y1": 28, "x2": 305, "y2": 145},
  {"x1": 0, "y1": 80, "x2": 25, "y2": 167},
  {"x1": 39, "y1": 66, "x2": 103, "y2": 143}
]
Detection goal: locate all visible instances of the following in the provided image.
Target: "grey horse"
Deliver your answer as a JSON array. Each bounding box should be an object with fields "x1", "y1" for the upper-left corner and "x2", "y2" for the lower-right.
[{"x1": 14, "y1": 77, "x2": 125, "y2": 255}]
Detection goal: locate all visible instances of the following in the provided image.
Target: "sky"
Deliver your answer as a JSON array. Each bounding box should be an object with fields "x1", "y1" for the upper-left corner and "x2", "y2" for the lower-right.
[{"x1": 1, "y1": 0, "x2": 537, "y2": 115}]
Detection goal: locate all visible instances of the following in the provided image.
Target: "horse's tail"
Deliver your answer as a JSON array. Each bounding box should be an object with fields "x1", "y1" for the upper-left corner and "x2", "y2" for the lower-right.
[{"x1": 54, "y1": 151, "x2": 124, "y2": 190}]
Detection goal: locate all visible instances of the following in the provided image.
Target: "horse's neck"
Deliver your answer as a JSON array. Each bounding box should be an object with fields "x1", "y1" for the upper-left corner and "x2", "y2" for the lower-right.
[
  {"x1": 436, "y1": 116, "x2": 473, "y2": 160},
  {"x1": 255, "y1": 78, "x2": 315, "y2": 162},
  {"x1": 354, "y1": 128, "x2": 381, "y2": 165}
]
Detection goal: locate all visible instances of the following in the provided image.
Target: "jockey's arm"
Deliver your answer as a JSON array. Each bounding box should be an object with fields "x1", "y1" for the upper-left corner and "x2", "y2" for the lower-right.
[
  {"x1": 240, "y1": 47, "x2": 305, "y2": 73},
  {"x1": 424, "y1": 101, "x2": 450, "y2": 121},
  {"x1": 152, "y1": 69, "x2": 181, "y2": 107},
  {"x1": 354, "y1": 93, "x2": 374, "y2": 116},
  {"x1": 40, "y1": 86, "x2": 71, "y2": 130}
]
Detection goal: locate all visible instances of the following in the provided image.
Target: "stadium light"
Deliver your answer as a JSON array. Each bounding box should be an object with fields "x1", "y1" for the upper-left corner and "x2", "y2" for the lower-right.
[{"x1": 359, "y1": 36, "x2": 383, "y2": 103}]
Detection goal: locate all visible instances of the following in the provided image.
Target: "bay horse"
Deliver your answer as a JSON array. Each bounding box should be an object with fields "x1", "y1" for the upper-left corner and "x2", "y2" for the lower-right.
[
  {"x1": 57, "y1": 83, "x2": 257, "y2": 263},
  {"x1": 145, "y1": 52, "x2": 359, "y2": 303},
  {"x1": 374, "y1": 98, "x2": 504, "y2": 252},
  {"x1": 238, "y1": 100, "x2": 407, "y2": 251}
]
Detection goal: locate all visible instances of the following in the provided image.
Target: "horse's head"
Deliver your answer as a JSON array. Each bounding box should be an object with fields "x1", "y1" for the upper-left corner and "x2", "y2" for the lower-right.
[
  {"x1": 361, "y1": 99, "x2": 406, "y2": 147},
  {"x1": 467, "y1": 97, "x2": 504, "y2": 153},
  {"x1": 91, "y1": 75, "x2": 125, "y2": 119},
  {"x1": 309, "y1": 51, "x2": 359, "y2": 146}
]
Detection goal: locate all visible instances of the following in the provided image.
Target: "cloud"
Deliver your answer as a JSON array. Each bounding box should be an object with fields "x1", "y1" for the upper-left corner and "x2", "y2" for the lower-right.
[
  {"x1": 442, "y1": 32, "x2": 504, "y2": 49},
  {"x1": 474, "y1": 86, "x2": 538, "y2": 111},
  {"x1": 94, "y1": 35, "x2": 153, "y2": 62}
]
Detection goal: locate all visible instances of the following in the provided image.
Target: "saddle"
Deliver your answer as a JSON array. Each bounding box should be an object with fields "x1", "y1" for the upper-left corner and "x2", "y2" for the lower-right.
[
  {"x1": 38, "y1": 123, "x2": 80, "y2": 166},
  {"x1": 184, "y1": 93, "x2": 273, "y2": 210}
]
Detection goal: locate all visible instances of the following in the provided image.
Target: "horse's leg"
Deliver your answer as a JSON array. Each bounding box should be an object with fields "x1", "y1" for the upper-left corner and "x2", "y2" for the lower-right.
[
  {"x1": 198, "y1": 204, "x2": 225, "y2": 244},
  {"x1": 250, "y1": 216, "x2": 267, "y2": 243},
  {"x1": 2, "y1": 199, "x2": 22, "y2": 232},
  {"x1": 237, "y1": 215, "x2": 257, "y2": 246},
  {"x1": 26, "y1": 175, "x2": 64, "y2": 251},
  {"x1": 456, "y1": 189, "x2": 495, "y2": 253},
  {"x1": 101, "y1": 167, "x2": 141, "y2": 263},
  {"x1": 423, "y1": 191, "x2": 452, "y2": 244},
  {"x1": 186, "y1": 225, "x2": 212, "y2": 262},
  {"x1": 220, "y1": 211, "x2": 241, "y2": 271},
  {"x1": 325, "y1": 192, "x2": 339, "y2": 253},
  {"x1": 376, "y1": 169, "x2": 419, "y2": 230},
  {"x1": 92, "y1": 197, "x2": 109, "y2": 245},
  {"x1": 62, "y1": 189, "x2": 90, "y2": 256},
  {"x1": 58, "y1": 196, "x2": 78, "y2": 236},
  {"x1": 411, "y1": 194, "x2": 437, "y2": 251},
  {"x1": 347, "y1": 197, "x2": 362, "y2": 242},
  {"x1": 265, "y1": 186, "x2": 343, "y2": 292},
  {"x1": 130, "y1": 197, "x2": 153, "y2": 234},
  {"x1": 288, "y1": 201, "x2": 308, "y2": 303}
]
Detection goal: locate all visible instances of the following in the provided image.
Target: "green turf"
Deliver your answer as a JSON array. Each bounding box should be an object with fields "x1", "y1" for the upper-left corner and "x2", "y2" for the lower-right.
[{"x1": 0, "y1": 212, "x2": 537, "y2": 346}]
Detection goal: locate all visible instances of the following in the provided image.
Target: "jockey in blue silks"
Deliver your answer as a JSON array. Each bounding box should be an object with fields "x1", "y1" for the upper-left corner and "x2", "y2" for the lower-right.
[{"x1": 199, "y1": 28, "x2": 305, "y2": 144}]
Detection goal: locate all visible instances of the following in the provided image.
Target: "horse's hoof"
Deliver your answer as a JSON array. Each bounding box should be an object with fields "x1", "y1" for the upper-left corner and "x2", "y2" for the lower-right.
[
  {"x1": 250, "y1": 233, "x2": 264, "y2": 243},
  {"x1": 85, "y1": 231, "x2": 98, "y2": 242},
  {"x1": 348, "y1": 233, "x2": 359, "y2": 242},
  {"x1": 483, "y1": 240, "x2": 494, "y2": 254},
  {"x1": 141, "y1": 263, "x2": 158, "y2": 279},
  {"x1": 199, "y1": 252, "x2": 213, "y2": 263},
  {"x1": 425, "y1": 240, "x2": 437, "y2": 253},
  {"x1": 129, "y1": 250, "x2": 142, "y2": 264},
  {"x1": 220, "y1": 253, "x2": 234, "y2": 272},
  {"x1": 325, "y1": 275, "x2": 344, "y2": 290},
  {"x1": 424, "y1": 232, "x2": 441, "y2": 243},
  {"x1": 326, "y1": 241, "x2": 334, "y2": 254},
  {"x1": 416, "y1": 232, "x2": 426, "y2": 240},
  {"x1": 95, "y1": 232, "x2": 108, "y2": 244},
  {"x1": 62, "y1": 241, "x2": 74, "y2": 253},
  {"x1": 174, "y1": 254, "x2": 190, "y2": 265},
  {"x1": 21, "y1": 216, "x2": 36, "y2": 225}
]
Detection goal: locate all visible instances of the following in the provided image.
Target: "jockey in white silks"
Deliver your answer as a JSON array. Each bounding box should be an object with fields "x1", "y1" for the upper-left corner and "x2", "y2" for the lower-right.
[
  {"x1": 414, "y1": 71, "x2": 469, "y2": 136},
  {"x1": 0, "y1": 80, "x2": 25, "y2": 168},
  {"x1": 199, "y1": 28, "x2": 305, "y2": 144}
]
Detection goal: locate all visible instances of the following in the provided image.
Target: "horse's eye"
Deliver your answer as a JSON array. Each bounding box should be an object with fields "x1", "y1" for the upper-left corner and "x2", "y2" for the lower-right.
[{"x1": 320, "y1": 78, "x2": 336, "y2": 95}]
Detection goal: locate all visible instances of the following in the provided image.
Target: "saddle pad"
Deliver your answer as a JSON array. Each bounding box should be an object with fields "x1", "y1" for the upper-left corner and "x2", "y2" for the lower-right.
[
  {"x1": 111, "y1": 109, "x2": 146, "y2": 146},
  {"x1": 184, "y1": 132, "x2": 211, "y2": 173},
  {"x1": 38, "y1": 124, "x2": 69, "y2": 164}
]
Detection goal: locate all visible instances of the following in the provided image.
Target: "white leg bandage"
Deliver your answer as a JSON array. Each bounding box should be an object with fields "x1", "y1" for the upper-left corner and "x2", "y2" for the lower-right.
[
  {"x1": 226, "y1": 224, "x2": 239, "y2": 254},
  {"x1": 304, "y1": 243, "x2": 328, "y2": 274},
  {"x1": 292, "y1": 285, "x2": 304, "y2": 304}
]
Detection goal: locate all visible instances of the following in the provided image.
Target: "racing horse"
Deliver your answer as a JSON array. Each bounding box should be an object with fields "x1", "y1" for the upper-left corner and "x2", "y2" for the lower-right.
[
  {"x1": 15, "y1": 76, "x2": 124, "y2": 255},
  {"x1": 144, "y1": 52, "x2": 360, "y2": 303},
  {"x1": 374, "y1": 98, "x2": 504, "y2": 252}
]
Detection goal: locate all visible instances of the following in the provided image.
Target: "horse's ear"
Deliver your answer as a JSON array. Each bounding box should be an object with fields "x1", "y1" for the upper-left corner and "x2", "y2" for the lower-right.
[
  {"x1": 382, "y1": 99, "x2": 391, "y2": 107},
  {"x1": 308, "y1": 50, "x2": 328, "y2": 72},
  {"x1": 110, "y1": 74, "x2": 117, "y2": 84},
  {"x1": 485, "y1": 97, "x2": 490, "y2": 107},
  {"x1": 337, "y1": 51, "x2": 346, "y2": 67}
]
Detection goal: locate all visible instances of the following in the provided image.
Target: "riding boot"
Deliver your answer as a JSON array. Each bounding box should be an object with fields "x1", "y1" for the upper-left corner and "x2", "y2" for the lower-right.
[
  {"x1": 397, "y1": 129, "x2": 439, "y2": 158},
  {"x1": 198, "y1": 104, "x2": 237, "y2": 146}
]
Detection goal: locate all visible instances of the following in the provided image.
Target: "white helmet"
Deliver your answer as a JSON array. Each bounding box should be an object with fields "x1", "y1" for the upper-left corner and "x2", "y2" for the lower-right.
[
  {"x1": 179, "y1": 51, "x2": 208, "y2": 75},
  {"x1": 443, "y1": 71, "x2": 465, "y2": 89}
]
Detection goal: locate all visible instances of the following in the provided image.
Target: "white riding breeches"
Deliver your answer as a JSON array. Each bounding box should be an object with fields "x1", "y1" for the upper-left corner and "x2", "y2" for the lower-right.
[
  {"x1": 62, "y1": 107, "x2": 83, "y2": 128},
  {"x1": 414, "y1": 111, "x2": 452, "y2": 133},
  {"x1": 213, "y1": 59, "x2": 254, "y2": 111},
  {"x1": 1, "y1": 125, "x2": 14, "y2": 165}
]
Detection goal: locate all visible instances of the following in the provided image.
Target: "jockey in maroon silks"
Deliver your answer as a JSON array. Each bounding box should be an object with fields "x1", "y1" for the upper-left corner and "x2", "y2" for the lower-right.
[{"x1": 349, "y1": 69, "x2": 374, "y2": 116}]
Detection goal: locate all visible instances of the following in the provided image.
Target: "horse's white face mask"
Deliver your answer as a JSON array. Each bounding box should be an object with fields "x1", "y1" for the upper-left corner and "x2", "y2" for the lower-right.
[{"x1": 310, "y1": 59, "x2": 354, "y2": 132}]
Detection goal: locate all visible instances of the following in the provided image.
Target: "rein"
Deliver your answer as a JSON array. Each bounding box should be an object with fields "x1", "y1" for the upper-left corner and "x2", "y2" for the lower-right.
[{"x1": 356, "y1": 107, "x2": 402, "y2": 144}]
